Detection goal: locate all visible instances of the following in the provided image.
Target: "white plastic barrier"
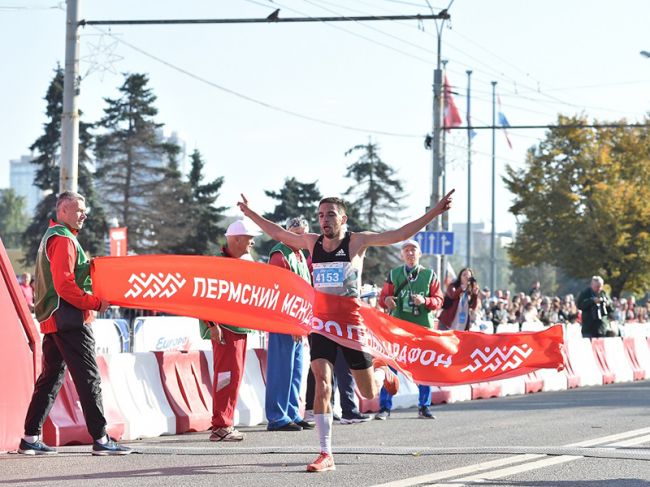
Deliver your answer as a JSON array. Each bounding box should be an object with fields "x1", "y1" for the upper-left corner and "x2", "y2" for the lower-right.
[
  {"x1": 603, "y1": 337, "x2": 634, "y2": 383},
  {"x1": 633, "y1": 336, "x2": 650, "y2": 376},
  {"x1": 203, "y1": 349, "x2": 266, "y2": 427},
  {"x1": 132, "y1": 316, "x2": 210, "y2": 352},
  {"x1": 431, "y1": 385, "x2": 472, "y2": 403},
  {"x1": 565, "y1": 323, "x2": 583, "y2": 341},
  {"x1": 495, "y1": 323, "x2": 520, "y2": 334},
  {"x1": 620, "y1": 322, "x2": 650, "y2": 338},
  {"x1": 538, "y1": 368, "x2": 568, "y2": 392},
  {"x1": 469, "y1": 321, "x2": 494, "y2": 334},
  {"x1": 390, "y1": 372, "x2": 419, "y2": 410},
  {"x1": 494, "y1": 376, "x2": 526, "y2": 396},
  {"x1": 93, "y1": 319, "x2": 124, "y2": 355},
  {"x1": 565, "y1": 338, "x2": 602, "y2": 387},
  {"x1": 521, "y1": 322, "x2": 546, "y2": 332},
  {"x1": 104, "y1": 353, "x2": 176, "y2": 439}
]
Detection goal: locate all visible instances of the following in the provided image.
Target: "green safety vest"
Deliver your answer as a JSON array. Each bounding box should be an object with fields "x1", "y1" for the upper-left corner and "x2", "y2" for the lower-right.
[
  {"x1": 34, "y1": 222, "x2": 93, "y2": 323},
  {"x1": 389, "y1": 264, "x2": 436, "y2": 328},
  {"x1": 269, "y1": 242, "x2": 311, "y2": 284}
]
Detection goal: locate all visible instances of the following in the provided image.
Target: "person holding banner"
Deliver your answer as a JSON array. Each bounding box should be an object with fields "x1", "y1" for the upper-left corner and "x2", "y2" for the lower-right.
[
  {"x1": 377, "y1": 239, "x2": 443, "y2": 420},
  {"x1": 199, "y1": 219, "x2": 260, "y2": 442},
  {"x1": 237, "y1": 190, "x2": 454, "y2": 472},
  {"x1": 19, "y1": 191, "x2": 131, "y2": 456},
  {"x1": 265, "y1": 217, "x2": 314, "y2": 432}
]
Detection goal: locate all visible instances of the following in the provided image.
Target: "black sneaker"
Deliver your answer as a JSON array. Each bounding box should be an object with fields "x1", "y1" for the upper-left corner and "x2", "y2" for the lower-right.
[
  {"x1": 295, "y1": 420, "x2": 315, "y2": 430},
  {"x1": 267, "y1": 422, "x2": 302, "y2": 432},
  {"x1": 340, "y1": 412, "x2": 372, "y2": 424},
  {"x1": 418, "y1": 406, "x2": 436, "y2": 419},
  {"x1": 92, "y1": 437, "x2": 132, "y2": 456},
  {"x1": 18, "y1": 439, "x2": 57, "y2": 455},
  {"x1": 333, "y1": 413, "x2": 342, "y2": 421}
]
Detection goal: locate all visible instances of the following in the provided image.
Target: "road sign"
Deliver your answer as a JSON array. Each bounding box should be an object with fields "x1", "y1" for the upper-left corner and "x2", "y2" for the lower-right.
[{"x1": 414, "y1": 231, "x2": 454, "y2": 255}]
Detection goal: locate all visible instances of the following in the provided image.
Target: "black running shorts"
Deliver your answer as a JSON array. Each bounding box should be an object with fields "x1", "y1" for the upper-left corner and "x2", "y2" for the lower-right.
[{"x1": 308, "y1": 333, "x2": 373, "y2": 370}]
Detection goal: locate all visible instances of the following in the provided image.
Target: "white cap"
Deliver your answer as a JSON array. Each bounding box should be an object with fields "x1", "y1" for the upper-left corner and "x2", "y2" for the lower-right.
[
  {"x1": 225, "y1": 219, "x2": 261, "y2": 237},
  {"x1": 401, "y1": 239, "x2": 420, "y2": 250}
]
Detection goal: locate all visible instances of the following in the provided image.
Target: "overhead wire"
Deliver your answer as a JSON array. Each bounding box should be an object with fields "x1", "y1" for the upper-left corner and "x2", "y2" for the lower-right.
[{"x1": 88, "y1": 25, "x2": 424, "y2": 139}]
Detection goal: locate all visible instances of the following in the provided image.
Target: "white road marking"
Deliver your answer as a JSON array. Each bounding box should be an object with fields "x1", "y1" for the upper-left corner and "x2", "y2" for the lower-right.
[{"x1": 370, "y1": 426, "x2": 650, "y2": 487}]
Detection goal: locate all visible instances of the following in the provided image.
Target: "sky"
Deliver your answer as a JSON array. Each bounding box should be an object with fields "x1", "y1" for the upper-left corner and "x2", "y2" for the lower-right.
[{"x1": 2, "y1": 0, "x2": 649, "y2": 234}]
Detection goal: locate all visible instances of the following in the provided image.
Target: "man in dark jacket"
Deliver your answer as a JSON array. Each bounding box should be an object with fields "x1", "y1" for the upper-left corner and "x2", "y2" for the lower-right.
[{"x1": 577, "y1": 276, "x2": 613, "y2": 338}]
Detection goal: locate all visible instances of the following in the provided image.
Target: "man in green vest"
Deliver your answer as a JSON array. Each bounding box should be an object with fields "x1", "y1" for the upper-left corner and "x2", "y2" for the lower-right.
[
  {"x1": 19, "y1": 191, "x2": 131, "y2": 456},
  {"x1": 265, "y1": 217, "x2": 314, "y2": 431},
  {"x1": 200, "y1": 219, "x2": 260, "y2": 442},
  {"x1": 376, "y1": 239, "x2": 443, "y2": 420}
]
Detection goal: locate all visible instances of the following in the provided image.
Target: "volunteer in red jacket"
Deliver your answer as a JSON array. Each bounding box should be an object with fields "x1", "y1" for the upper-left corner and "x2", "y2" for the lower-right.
[
  {"x1": 199, "y1": 219, "x2": 260, "y2": 442},
  {"x1": 19, "y1": 191, "x2": 132, "y2": 456}
]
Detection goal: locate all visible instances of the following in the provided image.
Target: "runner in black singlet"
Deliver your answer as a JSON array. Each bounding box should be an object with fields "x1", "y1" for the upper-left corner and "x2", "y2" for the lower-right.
[{"x1": 237, "y1": 190, "x2": 454, "y2": 472}]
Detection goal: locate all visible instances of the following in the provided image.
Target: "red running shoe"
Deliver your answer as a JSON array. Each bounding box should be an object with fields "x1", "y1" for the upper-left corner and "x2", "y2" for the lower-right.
[
  {"x1": 307, "y1": 452, "x2": 336, "y2": 472},
  {"x1": 373, "y1": 359, "x2": 400, "y2": 396}
]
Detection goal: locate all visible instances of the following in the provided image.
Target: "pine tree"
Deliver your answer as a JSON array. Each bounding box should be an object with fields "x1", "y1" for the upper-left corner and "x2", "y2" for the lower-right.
[
  {"x1": 343, "y1": 140, "x2": 404, "y2": 285},
  {"x1": 258, "y1": 178, "x2": 322, "y2": 258},
  {"x1": 177, "y1": 150, "x2": 227, "y2": 255},
  {"x1": 95, "y1": 73, "x2": 177, "y2": 254},
  {"x1": 22, "y1": 66, "x2": 107, "y2": 264}
]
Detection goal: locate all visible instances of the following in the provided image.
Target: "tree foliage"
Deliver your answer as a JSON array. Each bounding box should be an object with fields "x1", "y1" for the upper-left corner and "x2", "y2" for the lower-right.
[
  {"x1": 504, "y1": 115, "x2": 650, "y2": 296},
  {"x1": 344, "y1": 140, "x2": 403, "y2": 229},
  {"x1": 22, "y1": 66, "x2": 107, "y2": 264},
  {"x1": 257, "y1": 178, "x2": 322, "y2": 258},
  {"x1": 95, "y1": 73, "x2": 176, "y2": 254},
  {"x1": 343, "y1": 140, "x2": 404, "y2": 285},
  {"x1": 0, "y1": 189, "x2": 27, "y2": 248}
]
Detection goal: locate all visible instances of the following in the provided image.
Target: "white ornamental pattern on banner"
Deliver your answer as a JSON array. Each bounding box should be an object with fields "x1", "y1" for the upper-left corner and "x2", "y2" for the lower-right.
[
  {"x1": 124, "y1": 272, "x2": 187, "y2": 299},
  {"x1": 460, "y1": 344, "x2": 534, "y2": 373}
]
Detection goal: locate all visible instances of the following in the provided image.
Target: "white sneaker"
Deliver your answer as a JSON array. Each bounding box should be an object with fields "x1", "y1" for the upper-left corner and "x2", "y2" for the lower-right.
[{"x1": 303, "y1": 409, "x2": 315, "y2": 422}]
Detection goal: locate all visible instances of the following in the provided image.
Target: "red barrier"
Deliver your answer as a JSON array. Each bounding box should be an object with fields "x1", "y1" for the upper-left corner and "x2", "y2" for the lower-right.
[
  {"x1": 623, "y1": 337, "x2": 646, "y2": 381},
  {"x1": 591, "y1": 339, "x2": 616, "y2": 384},
  {"x1": 524, "y1": 371, "x2": 544, "y2": 394},
  {"x1": 562, "y1": 346, "x2": 581, "y2": 389},
  {"x1": 154, "y1": 351, "x2": 212, "y2": 434},
  {"x1": 470, "y1": 382, "x2": 502, "y2": 400},
  {"x1": 0, "y1": 239, "x2": 41, "y2": 452},
  {"x1": 42, "y1": 357, "x2": 125, "y2": 446}
]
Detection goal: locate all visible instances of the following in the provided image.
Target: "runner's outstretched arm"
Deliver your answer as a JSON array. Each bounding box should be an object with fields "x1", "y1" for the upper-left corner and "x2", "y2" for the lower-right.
[
  {"x1": 356, "y1": 189, "x2": 455, "y2": 248},
  {"x1": 237, "y1": 194, "x2": 316, "y2": 250}
]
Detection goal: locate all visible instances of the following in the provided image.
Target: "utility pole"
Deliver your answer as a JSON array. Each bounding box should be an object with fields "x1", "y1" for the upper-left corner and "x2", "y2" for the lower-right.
[
  {"x1": 466, "y1": 70, "x2": 473, "y2": 268},
  {"x1": 60, "y1": 0, "x2": 81, "y2": 194},
  {"x1": 61, "y1": 7, "x2": 449, "y2": 196},
  {"x1": 490, "y1": 81, "x2": 497, "y2": 291},
  {"x1": 440, "y1": 59, "x2": 448, "y2": 284}
]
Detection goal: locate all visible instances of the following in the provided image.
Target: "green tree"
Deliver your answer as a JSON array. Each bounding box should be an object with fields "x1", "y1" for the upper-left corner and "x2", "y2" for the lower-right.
[
  {"x1": 344, "y1": 140, "x2": 404, "y2": 285},
  {"x1": 504, "y1": 115, "x2": 650, "y2": 297},
  {"x1": 0, "y1": 189, "x2": 27, "y2": 248},
  {"x1": 95, "y1": 73, "x2": 176, "y2": 254},
  {"x1": 22, "y1": 66, "x2": 107, "y2": 264},
  {"x1": 151, "y1": 150, "x2": 227, "y2": 255},
  {"x1": 255, "y1": 178, "x2": 322, "y2": 259}
]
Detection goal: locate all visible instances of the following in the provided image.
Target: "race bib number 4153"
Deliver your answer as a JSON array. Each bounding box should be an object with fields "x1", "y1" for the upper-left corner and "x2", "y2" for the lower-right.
[{"x1": 313, "y1": 263, "x2": 345, "y2": 288}]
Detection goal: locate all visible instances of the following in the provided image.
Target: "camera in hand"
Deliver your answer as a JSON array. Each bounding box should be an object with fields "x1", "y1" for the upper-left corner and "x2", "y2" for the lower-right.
[{"x1": 408, "y1": 292, "x2": 420, "y2": 316}]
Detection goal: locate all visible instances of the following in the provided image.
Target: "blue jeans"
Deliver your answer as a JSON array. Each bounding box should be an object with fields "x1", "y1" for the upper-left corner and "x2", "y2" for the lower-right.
[{"x1": 265, "y1": 333, "x2": 304, "y2": 428}]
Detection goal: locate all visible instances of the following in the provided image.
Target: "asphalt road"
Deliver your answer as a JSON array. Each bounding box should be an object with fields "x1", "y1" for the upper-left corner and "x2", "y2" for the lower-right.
[{"x1": 2, "y1": 380, "x2": 649, "y2": 487}]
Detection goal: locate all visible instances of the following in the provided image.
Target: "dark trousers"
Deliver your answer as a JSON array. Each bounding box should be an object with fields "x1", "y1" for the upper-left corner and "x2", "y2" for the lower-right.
[
  {"x1": 24, "y1": 325, "x2": 107, "y2": 441},
  {"x1": 305, "y1": 347, "x2": 359, "y2": 416}
]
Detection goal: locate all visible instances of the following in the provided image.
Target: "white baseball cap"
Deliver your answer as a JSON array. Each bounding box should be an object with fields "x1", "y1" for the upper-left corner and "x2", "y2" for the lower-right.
[
  {"x1": 401, "y1": 239, "x2": 420, "y2": 250},
  {"x1": 225, "y1": 219, "x2": 261, "y2": 237}
]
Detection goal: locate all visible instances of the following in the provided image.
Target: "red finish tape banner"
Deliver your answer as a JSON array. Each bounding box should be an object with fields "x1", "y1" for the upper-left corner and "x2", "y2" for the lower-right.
[{"x1": 91, "y1": 255, "x2": 564, "y2": 386}]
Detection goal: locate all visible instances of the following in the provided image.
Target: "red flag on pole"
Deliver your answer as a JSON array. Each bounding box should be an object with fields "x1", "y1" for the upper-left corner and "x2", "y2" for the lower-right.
[
  {"x1": 443, "y1": 75, "x2": 462, "y2": 131},
  {"x1": 109, "y1": 227, "x2": 128, "y2": 256}
]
